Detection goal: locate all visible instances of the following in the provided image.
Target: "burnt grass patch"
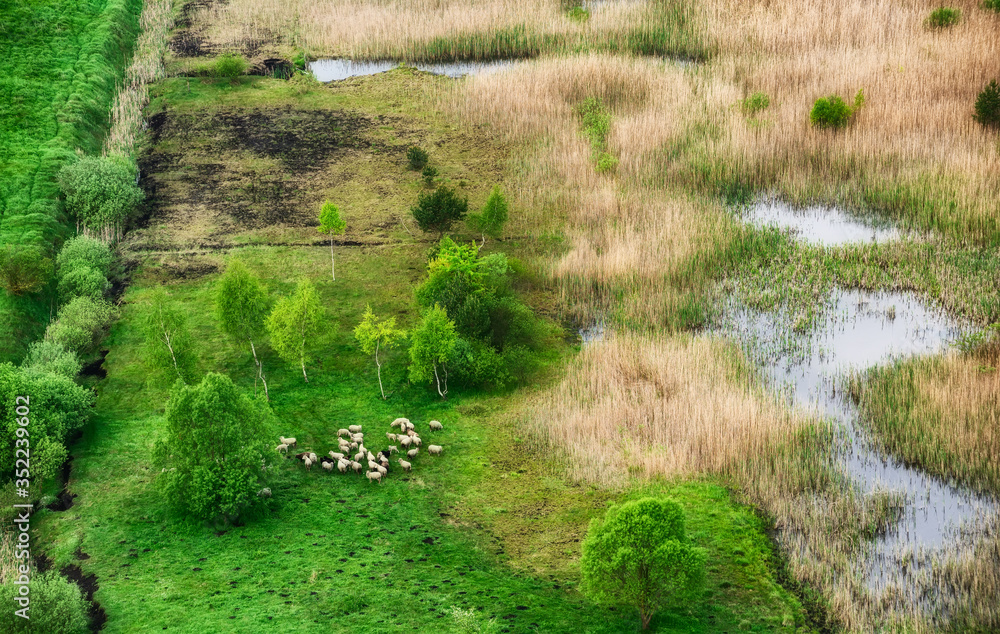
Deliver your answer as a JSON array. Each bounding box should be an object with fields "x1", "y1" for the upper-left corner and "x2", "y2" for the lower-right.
[{"x1": 137, "y1": 106, "x2": 397, "y2": 231}]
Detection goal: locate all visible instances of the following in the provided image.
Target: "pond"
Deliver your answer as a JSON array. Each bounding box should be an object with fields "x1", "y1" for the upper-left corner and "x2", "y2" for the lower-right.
[
  {"x1": 737, "y1": 198, "x2": 900, "y2": 246},
  {"x1": 309, "y1": 59, "x2": 516, "y2": 82}
]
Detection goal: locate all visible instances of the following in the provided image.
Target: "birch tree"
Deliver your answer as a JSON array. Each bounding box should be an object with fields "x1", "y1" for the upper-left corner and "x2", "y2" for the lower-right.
[
  {"x1": 139, "y1": 288, "x2": 194, "y2": 384},
  {"x1": 354, "y1": 304, "x2": 405, "y2": 400},
  {"x1": 215, "y1": 259, "x2": 271, "y2": 400},
  {"x1": 408, "y1": 304, "x2": 457, "y2": 399},
  {"x1": 317, "y1": 201, "x2": 346, "y2": 280},
  {"x1": 266, "y1": 279, "x2": 324, "y2": 383}
]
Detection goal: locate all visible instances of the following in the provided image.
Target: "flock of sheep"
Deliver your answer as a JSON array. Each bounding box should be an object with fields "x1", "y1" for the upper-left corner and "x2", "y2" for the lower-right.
[{"x1": 275, "y1": 418, "x2": 444, "y2": 484}]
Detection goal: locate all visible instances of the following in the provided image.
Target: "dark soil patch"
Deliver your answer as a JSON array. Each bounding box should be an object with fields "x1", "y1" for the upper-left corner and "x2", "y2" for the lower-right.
[
  {"x1": 47, "y1": 457, "x2": 77, "y2": 511},
  {"x1": 61, "y1": 563, "x2": 108, "y2": 631},
  {"x1": 80, "y1": 349, "x2": 109, "y2": 380},
  {"x1": 74, "y1": 547, "x2": 91, "y2": 560},
  {"x1": 169, "y1": 0, "x2": 222, "y2": 58}
]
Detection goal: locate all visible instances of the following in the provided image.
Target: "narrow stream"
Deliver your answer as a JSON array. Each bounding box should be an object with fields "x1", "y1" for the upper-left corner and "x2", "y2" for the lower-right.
[
  {"x1": 722, "y1": 200, "x2": 997, "y2": 600},
  {"x1": 309, "y1": 59, "x2": 515, "y2": 82}
]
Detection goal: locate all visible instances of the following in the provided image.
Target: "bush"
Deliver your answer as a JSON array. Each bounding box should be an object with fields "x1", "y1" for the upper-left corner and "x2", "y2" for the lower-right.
[
  {"x1": 983, "y1": 0, "x2": 1000, "y2": 11},
  {"x1": 45, "y1": 296, "x2": 114, "y2": 354},
  {"x1": 407, "y1": 146, "x2": 429, "y2": 170},
  {"x1": 0, "y1": 364, "x2": 94, "y2": 485},
  {"x1": 449, "y1": 606, "x2": 500, "y2": 634},
  {"x1": 56, "y1": 236, "x2": 114, "y2": 278},
  {"x1": 740, "y1": 91, "x2": 770, "y2": 114},
  {"x1": 469, "y1": 185, "x2": 509, "y2": 240},
  {"x1": 422, "y1": 165, "x2": 438, "y2": 186},
  {"x1": 57, "y1": 266, "x2": 110, "y2": 302},
  {"x1": 926, "y1": 7, "x2": 961, "y2": 28},
  {"x1": 22, "y1": 340, "x2": 82, "y2": 378},
  {"x1": 155, "y1": 373, "x2": 273, "y2": 523},
  {"x1": 809, "y1": 89, "x2": 864, "y2": 129},
  {"x1": 214, "y1": 53, "x2": 248, "y2": 80},
  {"x1": 57, "y1": 156, "x2": 143, "y2": 241},
  {"x1": 581, "y1": 498, "x2": 707, "y2": 630},
  {"x1": 595, "y1": 152, "x2": 619, "y2": 174},
  {"x1": 411, "y1": 186, "x2": 469, "y2": 237},
  {"x1": 448, "y1": 338, "x2": 510, "y2": 390},
  {"x1": 0, "y1": 571, "x2": 91, "y2": 633},
  {"x1": 974, "y1": 79, "x2": 1000, "y2": 128},
  {"x1": 0, "y1": 243, "x2": 53, "y2": 296}
]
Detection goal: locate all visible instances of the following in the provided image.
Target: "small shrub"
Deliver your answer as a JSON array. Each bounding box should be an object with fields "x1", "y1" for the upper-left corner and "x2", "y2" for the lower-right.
[
  {"x1": 595, "y1": 152, "x2": 619, "y2": 174},
  {"x1": 449, "y1": 606, "x2": 500, "y2": 634},
  {"x1": 741, "y1": 91, "x2": 770, "y2": 114},
  {"x1": 577, "y1": 97, "x2": 611, "y2": 147},
  {"x1": 56, "y1": 236, "x2": 114, "y2": 278},
  {"x1": 983, "y1": 0, "x2": 1000, "y2": 12},
  {"x1": 214, "y1": 53, "x2": 248, "y2": 80},
  {"x1": 810, "y1": 89, "x2": 864, "y2": 129},
  {"x1": 22, "y1": 340, "x2": 82, "y2": 378},
  {"x1": 58, "y1": 266, "x2": 110, "y2": 302},
  {"x1": 0, "y1": 243, "x2": 53, "y2": 296},
  {"x1": 469, "y1": 185, "x2": 509, "y2": 240},
  {"x1": 411, "y1": 186, "x2": 468, "y2": 237},
  {"x1": 567, "y1": 6, "x2": 590, "y2": 21},
  {"x1": 926, "y1": 7, "x2": 961, "y2": 28},
  {"x1": 58, "y1": 155, "x2": 143, "y2": 241},
  {"x1": 0, "y1": 571, "x2": 91, "y2": 633},
  {"x1": 407, "y1": 146, "x2": 429, "y2": 170},
  {"x1": 422, "y1": 165, "x2": 438, "y2": 186},
  {"x1": 974, "y1": 79, "x2": 1000, "y2": 128}
]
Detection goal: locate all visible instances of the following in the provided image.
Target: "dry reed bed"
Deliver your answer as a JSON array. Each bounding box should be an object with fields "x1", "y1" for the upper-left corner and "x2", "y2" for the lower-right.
[
  {"x1": 187, "y1": 0, "x2": 653, "y2": 60},
  {"x1": 682, "y1": 0, "x2": 1000, "y2": 241}
]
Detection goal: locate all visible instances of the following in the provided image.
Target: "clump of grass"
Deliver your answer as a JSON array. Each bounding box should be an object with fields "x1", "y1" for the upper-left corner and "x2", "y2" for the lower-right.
[
  {"x1": 740, "y1": 92, "x2": 770, "y2": 114},
  {"x1": 214, "y1": 52, "x2": 249, "y2": 80},
  {"x1": 576, "y1": 97, "x2": 620, "y2": 173},
  {"x1": 809, "y1": 89, "x2": 864, "y2": 129},
  {"x1": 974, "y1": 79, "x2": 1000, "y2": 128},
  {"x1": 925, "y1": 6, "x2": 961, "y2": 28},
  {"x1": 407, "y1": 146, "x2": 429, "y2": 170},
  {"x1": 983, "y1": 0, "x2": 1000, "y2": 11}
]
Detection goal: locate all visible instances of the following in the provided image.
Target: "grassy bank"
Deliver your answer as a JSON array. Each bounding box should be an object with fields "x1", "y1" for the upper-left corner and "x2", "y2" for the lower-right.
[{"x1": 0, "y1": 0, "x2": 142, "y2": 361}]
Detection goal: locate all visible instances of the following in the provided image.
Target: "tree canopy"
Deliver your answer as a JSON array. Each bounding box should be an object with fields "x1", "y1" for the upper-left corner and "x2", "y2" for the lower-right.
[
  {"x1": 215, "y1": 260, "x2": 271, "y2": 398},
  {"x1": 354, "y1": 304, "x2": 406, "y2": 400},
  {"x1": 155, "y1": 373, "x2": 273, "y2": 524},
  {"x1": 411, "y1": 185, "x2": 468, "y2": 238},
  {"x1": 580, "y1": 497, "x2": 706, "y2": 630},
  {"x1": 138, "y1": 288, "x2": 194, "y2": 384},
  {"x1": 408, "y1": 304, "x2": 457, "y2": 399},
  {"x1": 317, "y1": 201, "x2": 347, "y2": 280},
  {"x1": 266, "y1": 278, "x2": 324, "y2": 382}
]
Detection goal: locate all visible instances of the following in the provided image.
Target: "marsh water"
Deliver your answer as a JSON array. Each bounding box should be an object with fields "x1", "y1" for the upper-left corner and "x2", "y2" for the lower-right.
[
  {"x1": 738, "y1": 198, "x2": 900, "y2": 246},
  {"x1": 310, "y1": 59, "x2": 515, "y2": 82},
  {"x1": 723, "y1": 200, "x2": 997, "y2": 597}
]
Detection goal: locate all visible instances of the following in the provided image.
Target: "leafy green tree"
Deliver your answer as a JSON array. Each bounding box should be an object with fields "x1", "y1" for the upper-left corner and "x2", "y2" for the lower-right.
[
  {"x1": 215, "y1": 260, "x2": 271, "y2": 399},
  {"x1": 57, "y1": 265, "x2": 109, "y2": 302},
  {"x1": 138, "y1": 288, "x2": 195, "y2": 384},
  {"x1": 809, "y1": 89, "x2": 864, "y2": 129},
  {"x1": 57, "y1": 156, "x2": 143, "y2": 242},
  {"x1": 56, "y1": 236, "x2": 114, "y2": 278},
  {"x1": 45, "y1": 296, "x2": 114, "y2": 354},
  {"x1": 974, "y1": 79, "x2": 1000, "y2": 128},
  {"x1": 266, "y1": 279, "x2": 324, "y2": 382},
  {"x1": 354, "y1": 304, "x2": 406, "y2": 400},
  {"x1": 21, "y1": 340, "x2": 82, "y2": 378},
  {"x1": 214, "y1": 52, "x2": 249, "y2": 82},
  {"x1": 408, "y1": 305, "x2": 457, "y2": 399},
  {"x1": 475, "y1": 186, "x2": 509, "y2": 242},
  {"x1": 0, "y1": 571, "x2": 91, "y2": 633},
  {"x1": 155, "y1": 373, "x2": 272, "y2": 524},
  {"x1": 581, "y1": 498, "x2": 707, "y2": 630},
  {"x1": 317, "y1": 201, "x2": 346, "y2": 280},
  {"x1": 411, "y1": 186, "x2": 468, "y2": 239},
  {"x1": 0, "y1": 363, "x2": 94, "y2": 486},
  {"x1": 0, "y1": 243, "x2": 53, "y2": 296}
]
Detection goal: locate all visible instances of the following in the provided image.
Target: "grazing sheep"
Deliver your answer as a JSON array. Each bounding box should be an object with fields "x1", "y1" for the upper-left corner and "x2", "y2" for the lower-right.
[
  {"x1": 303, "y1": 457, "x2": 314, "y2": 470},
  {"x1": 366, "y1": 451, "x2": 376, "y2": 462},
  {"x1": 376, "y1": 465, "x2": 387, "y2": 476},
  {"x1": 428, "y1": 445, "x2": 443, "y2": 456},
  {"x1": 308, "y1": 452, "x2": 318, "y2": 463},
  {"x1": 366, "y1": 471, "x2": 382, "y2": 483},
  {"x1": 349, "y1": 441, "x2": 359, "y2": 451},
  {"x1": 404, "y1": 422, "x2": 415, "y2": 432},
  {"x1": 322, "y1": 461, "x2": 334, "y2": 472},
  {"x1": 349, "y1": 424, "x2": 363, "y2": 433},
  {"x1": 386, "y1": 432, "x2": 397, "y2": 441},
  {"x1": 429, "y1": 420, "x2": 443, "y2": 431},
  {"x1": 329, "y1": 451, "x2": 345, "y2": 461},
  {"x1": 337, "y1": 429, "x2": 350, "y2": 438},
  {"x1": 337, "y1": 459, "x2": 349, "y2": 473},
  {"x1": 410, "y1": 436, "x2": 422, "y2": 447},
  {"x1": 397, "y1": 459, "x2": 411, "y2": 472},
  {"x1": 354, "y1": 450, "x2": 365, "y2": 462},
  {"x1": 276, "y1": 443, "x2": 289, "y2": 454},
  {"x1": 378, "y1": 456, "x2": 389, "y2": 467},
  {"x1": 368, "y1": 460, "x2": 380, "y2": 471},
  {"x1": 387, "y1": 446, "x2": 398, "y2": 455},
  {"x1": 257, "y1": 487, "x2": 272, "y2": 497},
  {"x1": 351, "y1": 461, "x2": 363, "y2": 473},
  {"x1": 398, "y1": 436, "x2": 412, "y2": 448},
  {"x1": 407, "y1": 448, "x2": 419, "y2": 458},
  {"x1": 280, "y1": 436, "x2": 297, "y2": 448},
  {"x1": 390, "y1": 417, "x2": 409, "y2": 429}
]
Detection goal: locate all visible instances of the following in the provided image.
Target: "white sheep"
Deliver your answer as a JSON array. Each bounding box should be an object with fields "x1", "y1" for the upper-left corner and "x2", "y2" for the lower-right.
[
  {"x1": 398, "y1": 436, "x2": 412, "y2": 448},
  {"x1": 366, "y1": 471, "x2": 382, "y2": 483},
  {"x1": 329, "y1": 451, "x2": 345, "y2": 461},
  {"x1": 410, "y1": 436, "x2": 422, "y2": 447},
  {"x1": 337, "y1": 429, "x2": 350, "y2": 438},
  {"x1": 405, "y1": 422, "x2": 415, "y2": 432},
  {"x1": 276, "y1": 443, "x2": 289, "y2": 454},
  {"x1": 337, "y1": 459, "x2": 349, "y2": 473},
  {"x1": 349, "y1": 441, "x2": 358, "y2": 451},
  {"x1": 351, "y1": 461, "x2": 363, "y2": 473},
  {"x1": 386, "y1": 432, "x2": 397, "y2": 441},
  {"x1": 428, "y1": 445, "x2": 443, "y2": 456},
  {"x1": 349, "y1": 424, "x2": 363, "y2": 433},
  {"x1": 390, "y1": 417, "x2": 409, "y2": 429},
  {"x1": 376, "y1": 465, "x2": 387, "y2": 476},
  {"x1": 387, "y1": 446, "x2": 398, "y2": 454},
  {"x1": 322, "y1": 461, "x2": 334, "y2": 472},
  {"x1": 280, "y1": 436, "x2": 297, "y2": 448},
  {"x1": 303, "y1": 456, "x2": 314, "y2": 470},
  {"x1": 351, "y1": 433, "x2": 364, "y2": 443},
  {"x1": 368, "y1": 460, "x2": 380, "y2": 471},
  {"x1": 366, "y1": 451, "x2": 376, "y2": 462},
  {"x1": 397, "y1": 459, "x2": 411, "y2": 472},
  {"x1": 407, "y1": 448, "x2": 419, "y2": 458},
  {"x1": 257, "y1": 487, "x2": 272, "y2": 497},
  {"x1": 429, "y1": 420, "x2": 443, "y2": 431},
  {"x1": 354, "y1": 450, "x2": 365, "y2": 462},
  {"x1": 308, "y1": 452, "x2": 318, "y2": 463},
  {"x1": 378, "y1": 455, "x2": 389, "y2": 467}
]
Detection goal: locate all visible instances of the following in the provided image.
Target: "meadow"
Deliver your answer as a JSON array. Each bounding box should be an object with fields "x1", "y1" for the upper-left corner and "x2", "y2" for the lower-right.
[{"x1": 5, "y1": 0, "x2": 1000, "y2": 632}]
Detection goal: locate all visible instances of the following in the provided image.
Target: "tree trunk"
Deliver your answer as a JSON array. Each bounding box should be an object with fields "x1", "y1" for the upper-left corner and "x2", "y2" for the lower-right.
[
  {"x1": 330, "y1": 236, "x2": 335, "y2": 280},
  {"x1": 375, "y1": 340, "x2": 385, "y2": 400},
  {"x1": 433, "y1": 362, "x2": 448, "y2": 399},
  {"x1": 250, "y1": 339, "x2": 268, "y2": 401},
  {"x1": 301, "y1": 353, "x2": 309, "y2": 383}
]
